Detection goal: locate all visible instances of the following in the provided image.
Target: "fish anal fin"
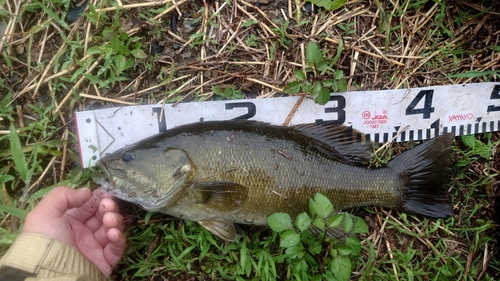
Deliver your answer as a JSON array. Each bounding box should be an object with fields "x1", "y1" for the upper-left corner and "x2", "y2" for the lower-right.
[
  {"x1": 198, "y1": 218, "x2": 237, "y2": 241},
  {"x1": 191, "y1": 181, "x2": 248, "y2": 212}
]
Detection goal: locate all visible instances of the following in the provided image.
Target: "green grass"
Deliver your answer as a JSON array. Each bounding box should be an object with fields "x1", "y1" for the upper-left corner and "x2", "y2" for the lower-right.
[{"x1": 1, "y1": 0, "x2": 499, "y2": 280}]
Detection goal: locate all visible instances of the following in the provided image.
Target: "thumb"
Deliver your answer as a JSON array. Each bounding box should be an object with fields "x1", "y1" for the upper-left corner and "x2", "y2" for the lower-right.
[{"x1": 27, "y1": 187, "x2": 92, "y2": 220}]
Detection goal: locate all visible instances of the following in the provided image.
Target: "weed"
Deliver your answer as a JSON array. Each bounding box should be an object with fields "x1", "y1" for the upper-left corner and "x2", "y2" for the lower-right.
[
  {"x1": 268, "y1": 193, "x2": 367, "y2": 281},
  {"x1": 306, "y1": 0, "x2": 346, "y2": 11},
  {"x1": 284, "y1": 41, "x2": 347, "y2": 105},
  {"x1": 212, "y1": 85, "x2": 244, "y2": 100},
  {"x1": 271, "y1": 20, "x2": 292, "y2": 48}
]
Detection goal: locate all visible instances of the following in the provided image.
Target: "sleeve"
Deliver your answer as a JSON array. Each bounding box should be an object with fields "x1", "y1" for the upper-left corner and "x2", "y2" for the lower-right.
[{"x1": 0, "y1": 233, "x2": 107, "y2": 281}]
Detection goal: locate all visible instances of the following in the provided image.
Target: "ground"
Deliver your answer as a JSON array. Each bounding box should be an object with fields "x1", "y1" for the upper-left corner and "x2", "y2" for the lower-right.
[{"x1": 0, "y1": 0, "x2": 499, "y2": 280}]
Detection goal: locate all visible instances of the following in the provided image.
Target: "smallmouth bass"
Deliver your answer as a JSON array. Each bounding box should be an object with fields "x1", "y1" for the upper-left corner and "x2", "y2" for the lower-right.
[{"x1": 93, "y1": 121, "x2": 454, "y2": 241}]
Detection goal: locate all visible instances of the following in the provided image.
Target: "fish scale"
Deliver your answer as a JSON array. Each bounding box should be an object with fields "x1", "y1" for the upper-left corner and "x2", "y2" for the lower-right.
[
  {"x1": 159, "y1": 125, "x2": 397, "y2": 222},
  {"x1": 94, "y1": 120, "x2": 454, "y2": 241}
]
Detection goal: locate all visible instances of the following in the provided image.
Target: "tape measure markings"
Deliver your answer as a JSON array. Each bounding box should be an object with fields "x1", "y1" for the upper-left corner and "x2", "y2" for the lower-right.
[{"x1": 75, "y1": 83, "x2": 500, "y2": 168}]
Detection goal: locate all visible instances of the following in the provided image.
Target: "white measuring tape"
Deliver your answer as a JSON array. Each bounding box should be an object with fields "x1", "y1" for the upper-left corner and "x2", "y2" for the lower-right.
[{"x1": 75, "y1": 82, "x2": 500, "y2": 168}]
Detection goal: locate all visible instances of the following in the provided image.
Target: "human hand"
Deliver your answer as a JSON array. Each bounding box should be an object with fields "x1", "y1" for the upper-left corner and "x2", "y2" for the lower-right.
[{"x1": 23, "y1": 186, "x2": 126, "y2": 277}]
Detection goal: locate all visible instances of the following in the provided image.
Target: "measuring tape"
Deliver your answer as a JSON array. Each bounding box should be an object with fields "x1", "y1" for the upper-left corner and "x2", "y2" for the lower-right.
[{"x1": 75, "y1": 82, "x2": 500, "y2": 168}]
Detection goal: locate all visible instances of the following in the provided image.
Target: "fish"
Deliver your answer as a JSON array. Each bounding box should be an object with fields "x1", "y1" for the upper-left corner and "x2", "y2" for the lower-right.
[{"x1": 93, "y1": 121, "x2": 455, "y2": 241}]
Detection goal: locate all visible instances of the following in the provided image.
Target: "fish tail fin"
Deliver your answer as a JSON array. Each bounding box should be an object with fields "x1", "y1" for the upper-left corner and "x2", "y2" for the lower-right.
[{"x1": 388, "y1": 133, "x2": 455, "y2": 218}]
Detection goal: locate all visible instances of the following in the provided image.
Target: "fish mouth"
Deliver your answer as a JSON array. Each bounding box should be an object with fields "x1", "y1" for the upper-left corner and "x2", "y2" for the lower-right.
[
  {"x1": 92, "y1": 161, "x2": 114, "y2": 191},
  {"x1": 91, "y1": 161, "x2": 168, "y2": 211}
]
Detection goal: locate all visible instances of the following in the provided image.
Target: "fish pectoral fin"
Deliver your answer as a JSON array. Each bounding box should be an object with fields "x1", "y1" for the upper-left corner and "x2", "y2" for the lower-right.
[
  {"x1": 198, "y1": 218, "x2": 237, "y2": 241},
  {"x1": 191, "y1": 181, "x2": 248, "y2": 212}
]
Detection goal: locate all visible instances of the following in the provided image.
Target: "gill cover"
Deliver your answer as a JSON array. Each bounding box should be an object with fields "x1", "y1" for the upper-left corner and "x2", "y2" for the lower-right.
[{"x1": 96, "y1": 147, "x2": 195, "y2": 212}]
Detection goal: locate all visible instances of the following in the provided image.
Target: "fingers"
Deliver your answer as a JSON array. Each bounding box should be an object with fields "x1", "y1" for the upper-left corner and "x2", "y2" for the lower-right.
[
  {"x1": 93, "y1": 212, "x2": 124, "y2": 246},
  {"x1": 80, "y1": 197, "x2": 120, "y2": 232},
  {"x1": 64, "y1": 190, "x2": 102, "y2": 223},
  {"x1": 65, "y1": 188, "x2": 120, "y2": 229},
  {"x1": 103, "y1": 211, "x2": 125, "y2": 231},
  {"x1": 103, "y1": 228, "x2": 127, "y2": 274},
  {"x1": 26, "y1": 187, "x2": 92, "y2": 224}
]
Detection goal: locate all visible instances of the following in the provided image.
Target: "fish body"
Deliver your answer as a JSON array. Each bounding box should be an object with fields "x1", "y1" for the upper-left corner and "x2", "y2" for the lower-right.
[{"x1": 94, "y1": 121, "x2": 454, "y2": 241}]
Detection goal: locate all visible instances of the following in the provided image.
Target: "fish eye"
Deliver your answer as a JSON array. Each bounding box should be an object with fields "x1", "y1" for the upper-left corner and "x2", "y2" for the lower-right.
[{"x1": 122, "y1": 151, "x2": 135, "y2": 162}]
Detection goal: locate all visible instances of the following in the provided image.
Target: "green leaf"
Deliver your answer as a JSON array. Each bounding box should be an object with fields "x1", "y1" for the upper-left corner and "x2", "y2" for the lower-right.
[
  {"x1": 312, "y1": 274, "x2": 323, "y2": 281},
  {"x1": 144, "y1": 212, "x2": 154, "y2": 224},
  {"x1": 331, "y1": 255, "x2": 352, "y2": 281},
  {"x1": 35, "y1": 3, "x2": 70, "y2": 30},
  {"x1": 316, "y1": 61, "x2": 329, "y2": 73},
  {"x1": 295, "y1": 212, "x2": 312, "y2": 232},
  {"x1": 328, "y1": 0, "x2": 347, "y2": 10},
  {"x1": 306, "y1": 41, "x2": 322, "y2": 66},
  {"x1": 337, "y1": 78, "x2": 347, "y2": 92},
  {"x1": 461, "y1": 135, "x2": 476, "y2": 149},
  {"x1": 9, "y1": 125, "x2": 28, "y2": 183},
  {"x1": 312, "y1": 81, "x2": 322, "y2": 95},
  {"x1": 280, "y1": 229, "x2": 301, "y2": 248},
  {"x1": 114, "y1": 54, "x2": 127, "y2": 73},
  {"x1": 446, "y1": 70, "x2": 499, "y2": 78},
  {"x1": 331, "y1": 39, "x2": 343, "y2": 65},
  {"x1": 294, "y1": 70, "x2": 306, "y2": 81},
  {"x1": 343, "y1": 213, "x2": 354, "y2": 233},
  {"x1": 240, "y1": 237, "x2": 248, "y2": 271},
  {"x1": 84, "y1": 74, "x2": 102, "y2": 85},
  {"x1": 0, "y1": 204, "x2": 28, "y2": 219},
  {"x1": 309, "y1": 241, "x2": 322, "y2": 255},
  {"x1": 313, "y1": 217, "x2": 326, "y2": 229},
  {"x1": 314, "y1": 88, "x2": 331, "y2": 105},
  {"x1": 336, "y1": 245, "x2": 352, "y2": 256},
  {"x1": 110, "y1": 33, "x2": 129, "y2": 55},
  {"x1": 327, "y1": 214, "x2": 343, "y2": 228},
  {"x1": 292, "y1": 259, "x2": 309, "y2": 276},
  {"x1": 334, "y1": 69, "x2": 344, "y2": 79},
  {"x1": 124, "y1": 58, "x2": 135, "y2": 71},
  {"x1": 309, "y1": 0, "x2": 346, "y2": 11},
  {"x1": 131, "y1": 48, "x2": 147, "y2": 59},
  {"x1": 268, "y1": 213, "x2": 294, "y2": 232},
  {"x1": 352, "y1": 216, "x2": 368, "y2": 233},
  {"x1": 241, "y1": 20, "x2": 259, "y2": 27},
  {"x1": 309, "y1": 193, "x2": 334, "y2": 218},
  {"x1": 285, "y1": 243, "x2": 305, "y2": 259},
  {"x1": 71, "y1": 64, "x2": 89, "y2": 82},
  {"x1": 283, "y1": 81, "x2": 302, "y2": 94},
  {"x1": 345, "y1": 236, "x2": 362, "y2": 256},
  {"x1": 322, "y1": 79, "x2": 337, "y2": 87},
  {"x1": 302, "y1": 81, "x2": 312, "y2": 93},
  {"x1": 0, "y1": 175, "x2": 15, "y2": 183}
]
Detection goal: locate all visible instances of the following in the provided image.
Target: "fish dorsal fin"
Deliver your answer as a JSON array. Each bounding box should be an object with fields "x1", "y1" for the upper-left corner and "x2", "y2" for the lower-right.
[
  {"x1": 198, "y1": 218, "x2": 237, "y2": 241},
  {"x1": 292, "y1": 123, "x2": 375, "y2": 164},
  {"x1": 191, "y1": 181, "x2": 249, "y2": 212}
]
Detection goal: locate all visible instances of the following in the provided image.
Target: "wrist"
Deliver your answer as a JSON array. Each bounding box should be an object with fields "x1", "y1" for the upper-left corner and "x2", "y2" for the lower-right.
[{"x1": 0, "y1": 233, "x2": 107, "y2": 280}]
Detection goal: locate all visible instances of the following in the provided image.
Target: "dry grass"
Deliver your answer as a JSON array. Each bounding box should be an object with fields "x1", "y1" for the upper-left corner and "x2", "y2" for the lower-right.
[{"x1": 1, "y1": 0, "x2": 500, "y2": 280}]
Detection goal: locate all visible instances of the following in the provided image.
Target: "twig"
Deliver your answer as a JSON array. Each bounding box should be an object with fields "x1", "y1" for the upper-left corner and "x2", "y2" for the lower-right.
[
  {"x1": 96, "y1": 0, "x2": 174, "y2": 12},
  {"x1": 282, "y1": 94, "x2": 306, "y2": 127},
  {"x1": 79, "y1": 93, "x2": 137, "y2": 105},
  {"x1": 230, "y1": 148, "x2": 248, "y2": 173}
]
